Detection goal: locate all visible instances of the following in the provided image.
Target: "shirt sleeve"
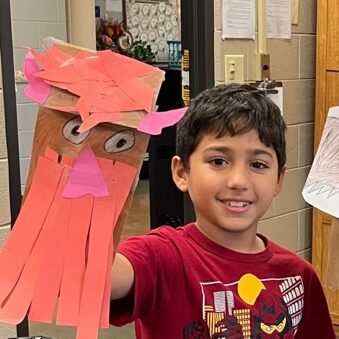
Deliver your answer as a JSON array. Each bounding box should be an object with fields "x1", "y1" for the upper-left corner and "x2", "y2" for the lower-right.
[
  {"x1": 295, "y1": 265, "x2": 336, "y2": 338},
  {"x1": 109, "y1": 229, "x2": 181, "y2": 326}
]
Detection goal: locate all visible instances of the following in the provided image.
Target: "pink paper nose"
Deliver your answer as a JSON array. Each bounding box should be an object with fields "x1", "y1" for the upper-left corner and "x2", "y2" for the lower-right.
[{"x1": 62, "y1": 147, "x2": 109, "y2": 198}]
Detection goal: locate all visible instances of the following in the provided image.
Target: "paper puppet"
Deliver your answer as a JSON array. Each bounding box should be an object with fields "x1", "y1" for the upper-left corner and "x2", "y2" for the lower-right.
[
  {"x1": 0, "y1": 40, "x2": 187, "y2": 339},
  {"x1": 302, "y1": 106, "x2": 339, "y2": 289}
]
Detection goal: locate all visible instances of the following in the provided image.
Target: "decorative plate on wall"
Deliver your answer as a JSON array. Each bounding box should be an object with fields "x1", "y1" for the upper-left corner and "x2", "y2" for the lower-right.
[{"x1": 125, "y1": 0, "x2": 180, "y2": 63}]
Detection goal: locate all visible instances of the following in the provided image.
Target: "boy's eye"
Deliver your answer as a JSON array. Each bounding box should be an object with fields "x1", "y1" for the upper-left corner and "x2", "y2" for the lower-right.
[
  {"x1": 209, "y1": 158, "x2": 226, "y2": 166},
  {"x1": 251, "y1": 161, "x2": 268, "y2": 169}
]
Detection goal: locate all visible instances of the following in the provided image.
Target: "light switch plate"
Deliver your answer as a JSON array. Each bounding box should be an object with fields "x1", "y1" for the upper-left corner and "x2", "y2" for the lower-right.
[{"x1": 224, "y1": 55, "x2": 245, "y2": 84}]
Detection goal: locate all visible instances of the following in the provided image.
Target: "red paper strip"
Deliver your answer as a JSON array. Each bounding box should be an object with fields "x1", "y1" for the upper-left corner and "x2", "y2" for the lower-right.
[
  {"x1": 28, "y1": 169, "x2": 72, "y2": 323},
  {"x1": 119, "y1": 78, "x2": 154, "y2": 113},
  {"x1": 0, "y1": 156, "x2": 63, "y2": 307},
  {"x1": 77, "y1": 112, "x2": 121, "y2": 133},
  {"x1": 99, "y1": 237, "x2": 113, "y2": 328},
  {"x1": 56, "y1": 196, "x2": 94, "y2": 326},
  {"x1": 97, "y1": 50, "x2": 159, "y2": 84},
  {"x1": 0, "y1": 166, "x2": 69, "y2": 324}
]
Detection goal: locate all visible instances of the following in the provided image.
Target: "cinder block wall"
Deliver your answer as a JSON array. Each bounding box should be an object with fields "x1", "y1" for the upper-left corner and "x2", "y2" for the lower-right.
[
  {"x1": 12, "y1": 0, "x2": 67, "y2": 194},
  {"x1": 0, "y1": 0, "x2": 67, "y2": 336},
  {"x1": 214, "y1": 0, "x2": 316, "y2": 261}
]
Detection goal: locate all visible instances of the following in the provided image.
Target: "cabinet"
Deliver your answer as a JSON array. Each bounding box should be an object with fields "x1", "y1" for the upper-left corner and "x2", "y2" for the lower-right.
[{"x1": 314, "y1": 0, "x2": 339, "y2": 324}]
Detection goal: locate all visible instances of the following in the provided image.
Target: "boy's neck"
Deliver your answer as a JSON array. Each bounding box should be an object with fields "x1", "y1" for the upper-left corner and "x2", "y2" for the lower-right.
[{"x1": 194, "y1": 223, "x2": 266, "y2": 254}]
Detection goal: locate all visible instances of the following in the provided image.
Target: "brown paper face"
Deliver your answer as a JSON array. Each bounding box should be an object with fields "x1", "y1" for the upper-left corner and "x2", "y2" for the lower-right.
[{"x1": 25, "y1": 107, "x2": 150, "y2": 249}]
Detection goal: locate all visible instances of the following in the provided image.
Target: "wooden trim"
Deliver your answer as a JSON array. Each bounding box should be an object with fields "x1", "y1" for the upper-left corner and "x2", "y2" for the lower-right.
[
  {"x1": 312, "y1": 0, "x2": 328, "y2": 272},
  {"x1": 314, "y1": 0, "x2": 328, "y2": 148}
]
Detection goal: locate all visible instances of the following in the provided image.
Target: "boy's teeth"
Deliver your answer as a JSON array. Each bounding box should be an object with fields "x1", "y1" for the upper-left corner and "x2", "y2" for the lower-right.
[{"x1": 227, "y1": 201, "x2": 248, "y2": 207}]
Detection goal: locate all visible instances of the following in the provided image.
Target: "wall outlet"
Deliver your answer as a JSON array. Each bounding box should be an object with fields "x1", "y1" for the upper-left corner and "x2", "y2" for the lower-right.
[{"x1": 224, "y1": 55, "x2": 245, "y2": 84}]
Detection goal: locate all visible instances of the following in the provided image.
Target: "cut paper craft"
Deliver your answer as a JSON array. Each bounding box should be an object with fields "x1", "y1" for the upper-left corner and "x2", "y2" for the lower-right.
[
  {"x1": 302, "y1": 106, "x2": 339, "y2": 218},
  {"x1": 23, "y1": 51, "x2": 51, "y2": 104},
  {"x1": 63, "y1": 146, "x2": 109, "y2": 198},
  {"x1": 138, "y1": 107, "x2": 188, "y2": 135},
  {"x1": 0, "y1": 39, "x2": 183, "y2": 339}
]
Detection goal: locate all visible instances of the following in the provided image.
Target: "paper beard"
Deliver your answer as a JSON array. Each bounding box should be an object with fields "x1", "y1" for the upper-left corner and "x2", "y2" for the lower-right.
[{"x1": 0, "y1": 40, "x2": 187, "y2": 339}]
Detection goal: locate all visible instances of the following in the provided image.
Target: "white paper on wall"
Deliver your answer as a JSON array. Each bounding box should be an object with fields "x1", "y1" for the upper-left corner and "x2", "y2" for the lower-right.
[
  {"x1": 267, "y1": 87, "x2": 283, "y2": 115},
  {"x1": 302, "y1": 106, "x2": 339, "y2": 218},
  {"x1": 267, "y1": 0, "x2": 291, "y2": 39},
  {"x1": 106, "y1": 0, "x2": 122, "y2": 12},
  {"x1": 221, "y1": 0, "x2": 255, "y2": 39}
]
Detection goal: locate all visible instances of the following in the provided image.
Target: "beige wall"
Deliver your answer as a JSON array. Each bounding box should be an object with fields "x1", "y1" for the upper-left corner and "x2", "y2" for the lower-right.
[{"x1": 214, "y1": 0, "x2": 316, "y2": 261}]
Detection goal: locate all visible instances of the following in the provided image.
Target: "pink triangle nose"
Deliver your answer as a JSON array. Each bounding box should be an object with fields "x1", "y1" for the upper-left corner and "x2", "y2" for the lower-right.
[{"x1": 62, "y1": 147, "x2": 109, "y2": 198}]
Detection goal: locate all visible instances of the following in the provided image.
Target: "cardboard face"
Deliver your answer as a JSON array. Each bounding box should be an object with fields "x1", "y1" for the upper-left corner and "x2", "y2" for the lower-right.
[
  {"x1": 26, "y1": 106, "x2": 150, "y2": 247},
  {"x1": 0, "y1": 41, "x2": 183, "y2": 339}
]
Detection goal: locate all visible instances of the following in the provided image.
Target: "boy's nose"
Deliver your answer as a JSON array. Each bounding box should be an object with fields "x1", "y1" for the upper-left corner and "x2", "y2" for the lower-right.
[{"x1": 226, "y1": 165, "x2": 250, "y2": 190}]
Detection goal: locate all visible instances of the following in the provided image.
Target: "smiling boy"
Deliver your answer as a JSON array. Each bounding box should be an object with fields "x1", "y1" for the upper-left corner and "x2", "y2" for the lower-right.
[{"x1": 110, "y1": 84, "x2": 335, "y2": 338}]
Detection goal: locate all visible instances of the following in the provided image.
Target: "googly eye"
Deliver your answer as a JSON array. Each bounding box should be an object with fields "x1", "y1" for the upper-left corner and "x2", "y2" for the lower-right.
[
  {"x1": 104, "y1": 130, "x2": 135, "y2": 153},
  {"x1": 62, "y1": 116, "x2": 90, "y2": 144}
]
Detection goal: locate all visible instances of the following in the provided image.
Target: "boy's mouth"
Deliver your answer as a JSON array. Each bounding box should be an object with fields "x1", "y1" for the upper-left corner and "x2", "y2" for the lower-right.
[{"x1": 223, "y1": 200, "x2": 252, "y2": 207}]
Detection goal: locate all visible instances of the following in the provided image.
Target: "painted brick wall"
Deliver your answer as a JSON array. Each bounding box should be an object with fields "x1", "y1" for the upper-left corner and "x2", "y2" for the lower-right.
[{"x1": 214, "y1": 0, "x2": 316, "y2": 261}]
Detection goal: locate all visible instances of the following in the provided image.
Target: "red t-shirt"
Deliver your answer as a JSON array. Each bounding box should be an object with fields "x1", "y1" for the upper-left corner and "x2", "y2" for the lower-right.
[{"x1": 110, "y1": 223, "x2": 335, "y2": 338}]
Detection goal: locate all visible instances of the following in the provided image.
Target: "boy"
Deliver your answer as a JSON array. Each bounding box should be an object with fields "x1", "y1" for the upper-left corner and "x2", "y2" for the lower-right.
[{"x1": 110, "y1": 84, "x2": 335, "y2": 338}]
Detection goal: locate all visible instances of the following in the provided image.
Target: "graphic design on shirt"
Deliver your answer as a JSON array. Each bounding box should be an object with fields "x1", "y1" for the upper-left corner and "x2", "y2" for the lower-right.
[{"x1": 183, "y1": 274, "x2": 304, "y2": 338}]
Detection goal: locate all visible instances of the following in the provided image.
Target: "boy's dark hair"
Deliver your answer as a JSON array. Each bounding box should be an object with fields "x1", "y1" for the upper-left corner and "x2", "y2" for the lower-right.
[{"x1": 176, "y1": 84, "x2": 287, "y2": 176}]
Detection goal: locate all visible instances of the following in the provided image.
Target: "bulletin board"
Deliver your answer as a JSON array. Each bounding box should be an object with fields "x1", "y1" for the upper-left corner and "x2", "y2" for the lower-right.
[{"x1": 125, "y1": 0, "x2": 180, "y2": 62}]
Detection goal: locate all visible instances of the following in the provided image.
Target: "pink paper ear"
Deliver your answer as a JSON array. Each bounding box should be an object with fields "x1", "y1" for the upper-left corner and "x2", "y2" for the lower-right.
[
  {"x1": 23, "y1": 51, "x2": 51, "y2": 104},
  {"x1": 137, "y1": 107, "x2": 188, "y2": 135},
  {"x1": 62, "y1": 147, "x2": 109, "y2": 198}
]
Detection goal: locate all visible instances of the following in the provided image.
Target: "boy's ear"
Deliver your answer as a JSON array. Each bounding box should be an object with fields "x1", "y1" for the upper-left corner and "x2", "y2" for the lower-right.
[
  {"x1": 275, "y1": 165, "x2": 286, "y2": 196},
  {"x1": 171, "y1": 155, "x2": 189, "y2": 192}
]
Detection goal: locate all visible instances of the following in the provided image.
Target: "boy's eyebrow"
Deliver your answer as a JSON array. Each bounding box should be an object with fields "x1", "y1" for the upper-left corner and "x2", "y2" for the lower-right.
[{"x1": 204, "y1": 146, "x2": 274, "y2": 158}]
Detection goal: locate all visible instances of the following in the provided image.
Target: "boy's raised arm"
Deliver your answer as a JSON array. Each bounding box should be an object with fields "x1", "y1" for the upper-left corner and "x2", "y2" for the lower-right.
[{"x1": 111, "y1": 253, "x2": 135, "y2": 300}]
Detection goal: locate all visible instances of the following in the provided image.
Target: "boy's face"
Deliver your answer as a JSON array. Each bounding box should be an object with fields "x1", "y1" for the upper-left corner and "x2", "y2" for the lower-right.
[{"x1": 172, "y1": 130, "x2": 285, "y2": 249}]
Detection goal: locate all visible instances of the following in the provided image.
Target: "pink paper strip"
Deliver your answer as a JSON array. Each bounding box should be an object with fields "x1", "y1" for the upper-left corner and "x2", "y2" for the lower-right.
[
  {"x1": 63, "y1": 147, "x2": 109, "y2": 198},
  {"x1": 137, "y1": 107, "x2": 188, "y2": 135}
]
